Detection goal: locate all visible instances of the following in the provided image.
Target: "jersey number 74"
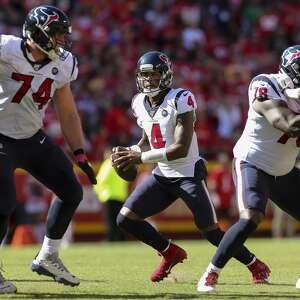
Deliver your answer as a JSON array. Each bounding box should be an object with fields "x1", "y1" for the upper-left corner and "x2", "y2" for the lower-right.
[{"x1": 11, "y1": 72, "x2": 53, "y2": 110}]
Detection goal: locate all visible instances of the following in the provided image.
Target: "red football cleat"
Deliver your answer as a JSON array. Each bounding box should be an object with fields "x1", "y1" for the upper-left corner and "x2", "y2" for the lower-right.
[
  {"x1": 197, "y1": 270, "x2": 219, "y2": 293},
  {"x1": 247, "y1": 258, "x2": 271, "y2": 284},
  {"x1": 150, "y1": 243, "x2": 187, "y2": 282}
]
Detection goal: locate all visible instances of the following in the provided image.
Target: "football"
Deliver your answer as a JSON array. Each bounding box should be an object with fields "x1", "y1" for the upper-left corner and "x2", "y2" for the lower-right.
[{"x1": 114, "y1": 164, "x2": 138, "y2": 182}]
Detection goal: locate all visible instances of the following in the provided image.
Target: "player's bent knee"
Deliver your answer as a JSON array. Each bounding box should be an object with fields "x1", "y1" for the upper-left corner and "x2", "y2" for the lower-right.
[
  {"x1": 240, "y1": 208, "x2": 263, "y2": 225},
  {"x1": 117, "y1": 208, "x2": 140, "y2": 229},
  {"x1": 58, "y1": 182, "x2": 83, "y2": 206},
  {"x1": 116, "y1": 213, "x2": 134, "y2": 230},
  {"x1": 119, "y1": 207, "x2": 140, "y2": 219}
]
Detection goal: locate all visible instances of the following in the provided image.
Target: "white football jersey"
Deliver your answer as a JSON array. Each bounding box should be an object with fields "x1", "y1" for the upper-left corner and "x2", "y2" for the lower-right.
[
  {"x1": 132, "y1": 88, "x2": 200, "y2": 177},
  {"x1": 0, "y1": 34, "x2": 78, "y2": 139},
  {"x1": 234, "y1": 73, "x2": 300, "y2": 176}
]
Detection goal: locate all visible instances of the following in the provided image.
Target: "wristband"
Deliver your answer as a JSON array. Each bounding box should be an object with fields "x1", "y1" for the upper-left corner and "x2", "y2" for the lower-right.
[
  {"x1": 73, "y1": 148, "x2": 87, "y2": 163},
  {"x1": 73, "y1": 148, "x2": 85, "y2": 156},
  {"x1": 141, "y1": 148, "x2": 167, "y2": 163},
  {"x1": 129, "y1": 145, "x2": 142, "y2": 152}
]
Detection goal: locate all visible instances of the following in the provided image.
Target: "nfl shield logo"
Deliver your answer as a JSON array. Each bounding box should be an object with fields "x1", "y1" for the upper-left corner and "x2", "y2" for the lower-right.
[
  {"x1": 52, "y1": 67, "x2": 58, "y2": 75},
  {"x1": 162, "y1": 109, "x2": 168, "y2": 117}
]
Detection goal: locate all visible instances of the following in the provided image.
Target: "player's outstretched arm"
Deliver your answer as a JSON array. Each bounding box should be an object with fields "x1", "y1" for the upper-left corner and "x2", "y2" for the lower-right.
[
  {"x1": 53, "y1": 83, "x2": 97, "y2": 184},
  {"x1": 253, "y1": 98, "x2": 300, "y2": 137}
]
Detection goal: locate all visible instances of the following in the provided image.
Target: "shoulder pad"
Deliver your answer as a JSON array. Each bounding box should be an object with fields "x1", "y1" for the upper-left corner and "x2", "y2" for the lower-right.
[
  {"x1": 175, "y1": 89, "x2": 197, "y2": 113},
  {"x1": 60, "y1": 52, "x2": 78, "y2": 81},
  {"x1": 0, "y1": 35, "x2": 21, "y2": 61}
]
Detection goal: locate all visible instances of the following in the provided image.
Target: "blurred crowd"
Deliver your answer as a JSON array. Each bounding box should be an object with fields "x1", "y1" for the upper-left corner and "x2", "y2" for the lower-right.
[{"x1": 1, "y1": 0, "x2": 300, "y2": 161}]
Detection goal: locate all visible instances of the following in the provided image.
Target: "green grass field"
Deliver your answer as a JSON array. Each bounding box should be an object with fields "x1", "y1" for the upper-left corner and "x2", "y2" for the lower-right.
[{"x1": 0, "y1": 239, "x2": 300, "y2": 299}]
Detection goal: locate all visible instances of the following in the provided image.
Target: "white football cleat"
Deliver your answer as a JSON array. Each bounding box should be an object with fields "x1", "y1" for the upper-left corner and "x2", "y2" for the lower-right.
[
  {"x1": 0, "y1": 272, "x2": 17, "y2": 294},
  {"x1": 197, "y1": 271, "x2": 218, "y2": 293},
  {"x1": 296, "y1": 277, "x2": 300, "y2": 289},
  {"x1": 31, "y1": 253, "x2": 80, "y2": 286}
]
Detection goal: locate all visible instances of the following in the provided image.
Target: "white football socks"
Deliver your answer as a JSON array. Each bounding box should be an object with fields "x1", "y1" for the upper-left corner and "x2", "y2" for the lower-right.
[
  {"x1": 35, "y1": 236, "x2": 62, "y2": 262},
  {"x1": 207, "y1": 262, "x2": 222, "y2": 275}
]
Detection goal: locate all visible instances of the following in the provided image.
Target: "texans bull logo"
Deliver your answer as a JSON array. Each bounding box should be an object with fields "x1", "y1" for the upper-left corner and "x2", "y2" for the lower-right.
[
  {"x1": 282, "y1": 48, "x2": 300, "y2": 67},
  {"x1": 159, "y1": 54, "x2": 169, "y2": 64},
  {"x1": 31, "y1": 7, "x2": 59, "y2": 28}
]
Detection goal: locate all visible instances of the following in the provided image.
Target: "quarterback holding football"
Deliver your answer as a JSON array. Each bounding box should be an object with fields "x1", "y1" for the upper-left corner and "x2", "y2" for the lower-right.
[{"x1": 111, "y1": 51, "x2": 268, "y2": 284}]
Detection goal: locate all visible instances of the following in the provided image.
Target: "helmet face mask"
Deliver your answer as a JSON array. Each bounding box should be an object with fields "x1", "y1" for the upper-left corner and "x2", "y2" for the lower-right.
[
  {"x1": 23, "y1": 5, "x2": 72, "y2": 60},
  {"x1": 280, "y1": 45, "x2": 300, "y2": 87},
  {"x1": 136, "y1": 51, "x2": 173, "y2": 96},
  {"x1": 137, "y1": 71, "x2": 161, "y2": 95}
]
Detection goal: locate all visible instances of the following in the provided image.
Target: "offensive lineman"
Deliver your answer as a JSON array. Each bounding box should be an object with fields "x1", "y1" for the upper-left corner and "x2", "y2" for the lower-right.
[
  {"x1": 0, "y1": 5, "x2": 96, "y2": 293},
  {"x1": 112, "y1": 51, "x2": 269, "y2": 283},
  {"x1": 198, "y1": 45, "x2": 300, "y2": 293}
]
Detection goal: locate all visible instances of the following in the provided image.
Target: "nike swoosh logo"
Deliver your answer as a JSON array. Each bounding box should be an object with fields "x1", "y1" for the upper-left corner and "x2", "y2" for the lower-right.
[
  {"x1": 40, "y1": 137, "x2": 46, "y2": 144},
  {"x1": 0, "y1": 151, "x2": 7, "y2": 155},
  {"x1": 183, "y1": 92, "x2": 189, "y2": 96}
]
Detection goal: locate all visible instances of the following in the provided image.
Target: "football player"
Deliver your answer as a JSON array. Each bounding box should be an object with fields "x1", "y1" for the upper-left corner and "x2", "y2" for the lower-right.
[
  {"x1": 112, "y1": 51, "x2": 269, "y2": 283},
  {"x1": 0, "y1": 5, "x2": 96, "y2": 293},
  {"x1": 197, "y1": 45, "x2": 300, "y2": 293}
]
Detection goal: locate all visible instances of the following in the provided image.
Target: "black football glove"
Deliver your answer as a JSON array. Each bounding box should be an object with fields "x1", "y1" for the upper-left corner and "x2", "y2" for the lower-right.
[{"x1": 74, "y1": 149, "x2": 97, "y2": 185}]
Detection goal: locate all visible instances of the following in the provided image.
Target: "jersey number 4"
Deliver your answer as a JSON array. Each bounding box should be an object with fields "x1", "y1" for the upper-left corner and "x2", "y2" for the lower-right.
[
  {"x1": 151, "y1": 123, "x2": 165, "y2": 148},
  {"x1": 277, "y1": 133, "x2": 300, "y2": 147},
  {"x1": 11, "y1": 73, "x2": 53, "y2": 109}
]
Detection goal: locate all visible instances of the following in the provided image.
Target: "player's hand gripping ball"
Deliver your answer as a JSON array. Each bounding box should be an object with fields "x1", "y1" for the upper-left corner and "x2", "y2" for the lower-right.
[{"x1": 111, "y1": 147, "x2": 138, "y2": 182}]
